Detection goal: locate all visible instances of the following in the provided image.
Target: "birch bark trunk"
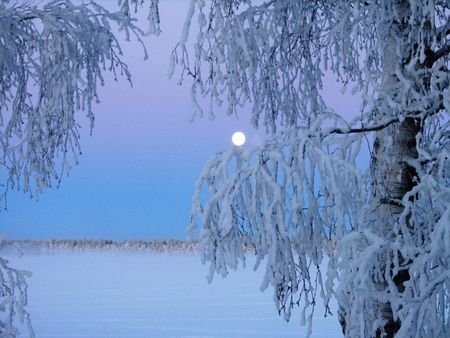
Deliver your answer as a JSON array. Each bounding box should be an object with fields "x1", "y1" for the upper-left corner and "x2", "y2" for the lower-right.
[
  {"x1": 369, "y1": 1, "x2": 420, "y2": 336},
  {"x1": 371, "y1": 119, "x2": 419, "y2": 337}
]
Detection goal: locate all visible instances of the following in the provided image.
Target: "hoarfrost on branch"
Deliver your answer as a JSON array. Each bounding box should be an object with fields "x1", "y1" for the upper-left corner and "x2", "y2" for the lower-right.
[
  {"x1": 178, "y1": 1, "x2": 450, "y2": 337},
  {"x1": 0, "y1": 1, "x2": 159, "y2": 336},
  {"x1": 0, "y1": 0, "x2": 159, "y2": 201}
]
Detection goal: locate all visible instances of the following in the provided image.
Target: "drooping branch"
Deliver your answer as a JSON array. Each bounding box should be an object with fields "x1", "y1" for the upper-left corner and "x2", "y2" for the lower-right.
[
  {"x1": 182, "y1": 1, "x2": 450, "y2": 337},
  {"x1": 189, "y1": 124, "x2": 369, "y2": 329},
  {"x1": 0, "y1": 0, "x2": 155, "y2": 200}
]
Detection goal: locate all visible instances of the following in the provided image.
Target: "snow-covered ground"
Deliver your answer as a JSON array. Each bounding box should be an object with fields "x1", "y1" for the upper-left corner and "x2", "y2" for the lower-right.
[{"x1": 5, "y1": 252, "x2": 342, "y2": 337}]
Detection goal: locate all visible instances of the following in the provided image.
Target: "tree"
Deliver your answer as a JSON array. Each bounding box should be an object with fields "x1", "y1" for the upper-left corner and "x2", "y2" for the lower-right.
[
  {"x1": 0, "y1": 0, "x2": 159, "y2": 336},
  {"x1": 177, "y1": 0, "x2": 450, "y2": 337},
  {"x1": 2, "y1": 0, "x2": 449, "y2": 336}
]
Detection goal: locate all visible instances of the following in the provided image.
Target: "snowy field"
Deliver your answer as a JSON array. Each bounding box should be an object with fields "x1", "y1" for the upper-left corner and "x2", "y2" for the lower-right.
[{"x1": 4, "y1": 252, "x2": 342, "y2": 337}]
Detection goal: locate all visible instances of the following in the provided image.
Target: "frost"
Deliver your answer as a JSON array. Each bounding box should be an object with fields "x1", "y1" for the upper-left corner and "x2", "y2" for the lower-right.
[
  {"x1": 0, "y1": 238, "x2": 33, "y2": 337},
  {"x1": 0, "y1": 0, "x2": 155, "y2": 335},
  {"x1": 0, "y1": 0, "x2": 151, "y2": 201},
  {"x1": 168, "y1": 53, "x2": 176, "y2": 79},
  {"x1": 180, "y1": 1, "x2": 450, "y2": 337}
]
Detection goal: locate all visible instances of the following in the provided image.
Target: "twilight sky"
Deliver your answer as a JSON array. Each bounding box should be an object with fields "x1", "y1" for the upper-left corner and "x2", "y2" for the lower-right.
[{"x1": 1, "y1": 1, "x2": 360, "y2": 241}]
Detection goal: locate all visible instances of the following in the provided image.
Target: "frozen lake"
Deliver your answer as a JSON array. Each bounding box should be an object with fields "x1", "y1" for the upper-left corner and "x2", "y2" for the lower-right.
[{"x1": 4, "y1": 252, "x2": 342, "y2": 337}]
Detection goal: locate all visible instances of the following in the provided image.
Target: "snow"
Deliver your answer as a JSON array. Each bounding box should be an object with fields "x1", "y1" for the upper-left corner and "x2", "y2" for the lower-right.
[{"x1": 5, "y1": 252, "x2": 342, "y2": 338}]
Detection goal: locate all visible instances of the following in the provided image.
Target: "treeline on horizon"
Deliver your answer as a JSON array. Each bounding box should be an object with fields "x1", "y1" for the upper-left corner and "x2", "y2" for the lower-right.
[
  {"x1": 0, "y1": 238, "x2": 333, "y2": 255},
  {"x1": 0, "y1": 238, "x2": 201, "y2": 254}
]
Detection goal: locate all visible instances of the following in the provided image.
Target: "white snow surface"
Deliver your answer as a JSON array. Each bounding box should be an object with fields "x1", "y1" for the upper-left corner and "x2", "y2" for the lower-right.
[{"x1": 4, "y1": 252, "x2": 342, "y2": 337}]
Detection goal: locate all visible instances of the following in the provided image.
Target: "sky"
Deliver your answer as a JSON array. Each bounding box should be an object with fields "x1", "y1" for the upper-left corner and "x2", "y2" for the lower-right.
[{"x1": 1, "y1": 0, "x2": 361, "y2": 242}]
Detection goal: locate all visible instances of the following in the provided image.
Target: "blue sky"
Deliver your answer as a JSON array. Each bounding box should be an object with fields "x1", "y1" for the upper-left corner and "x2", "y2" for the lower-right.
[{"x1": 1, "y1": 1, "x2": 361, "y2": 242}]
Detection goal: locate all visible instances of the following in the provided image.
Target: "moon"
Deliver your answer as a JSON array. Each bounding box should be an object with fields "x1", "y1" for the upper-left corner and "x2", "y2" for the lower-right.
[{"x1": 232, "y1": 132, "x2": 246, "y2": 146}]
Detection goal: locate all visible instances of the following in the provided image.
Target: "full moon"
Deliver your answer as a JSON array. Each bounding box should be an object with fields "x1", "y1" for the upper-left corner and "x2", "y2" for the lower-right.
[{"x1": 232, "y1": 132, "x2": 246, "y2": 146}]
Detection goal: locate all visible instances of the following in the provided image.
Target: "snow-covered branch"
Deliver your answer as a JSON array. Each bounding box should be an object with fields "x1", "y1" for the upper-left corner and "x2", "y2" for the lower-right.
[
  {"x1": 181, "y1": 0, "x2": 450, "y2": 336},
  {"x1": 0, "y1": 0, "x2": 156, "y2": 200},
  {"x1": 0, "y1": 236, "x2": 33, "y2": 338},
  {"x1": 189, "y1": 124, "x2": 369, "y2": 325},
  {"x1": 0, "y1": 1, "x2": 160, "y2": 335}
]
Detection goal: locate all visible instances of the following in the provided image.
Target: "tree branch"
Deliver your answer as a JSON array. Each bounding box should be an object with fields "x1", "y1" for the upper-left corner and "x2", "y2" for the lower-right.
[
  {"x1": 322, "y1": 118, "x2": 400, "y2": 139},
  {"x1": 428, "y1": 43, "x2": 450, "y2": 64}
]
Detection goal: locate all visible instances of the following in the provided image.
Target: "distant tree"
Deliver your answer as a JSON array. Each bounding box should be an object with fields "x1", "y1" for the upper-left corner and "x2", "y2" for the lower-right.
[
  {"x1": 177, "y1": 1, "x2": 450, "y2": 337},
  {"x1": 0, "y1": 0, "x2": 159, "y2": 336}
]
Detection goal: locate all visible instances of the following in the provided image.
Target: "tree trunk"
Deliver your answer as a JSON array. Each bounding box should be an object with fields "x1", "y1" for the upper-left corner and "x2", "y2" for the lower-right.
[
  {"x1": 370, "y1": 118, "x2": 419, "y2": 337},
  {"x1": 369, "y1": 1, "x2": 420, "y2": 336}
]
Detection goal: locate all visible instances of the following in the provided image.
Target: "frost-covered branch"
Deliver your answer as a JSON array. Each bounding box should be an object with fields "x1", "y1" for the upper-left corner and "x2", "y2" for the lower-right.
[
  {"x1": 0, "y1": 236, "x2": 33, "y2": 337},
  {"x1": 0, "y1": 0, "x2": 158, "y2": 201},
  {"x1": 182, "y1": 0, "x2": 450, "y2": 337},
  {"x1": 117, "y1": 0, "x2": 161, "y2": 37},
  {"x1": 189, "y1": 124, "x2": 369, "y2": 327},
  {"x1": 0, "y1": 1, "x2": 160, "y2": 336}
]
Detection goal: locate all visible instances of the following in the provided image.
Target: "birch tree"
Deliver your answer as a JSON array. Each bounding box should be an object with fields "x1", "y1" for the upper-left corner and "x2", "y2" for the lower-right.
[
  {"x1": 0, "y1": 1, "x2": 159, "y2": 336},
  {"x1": 176, "y1": 0, "x2": 450, "y2": 337}
]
